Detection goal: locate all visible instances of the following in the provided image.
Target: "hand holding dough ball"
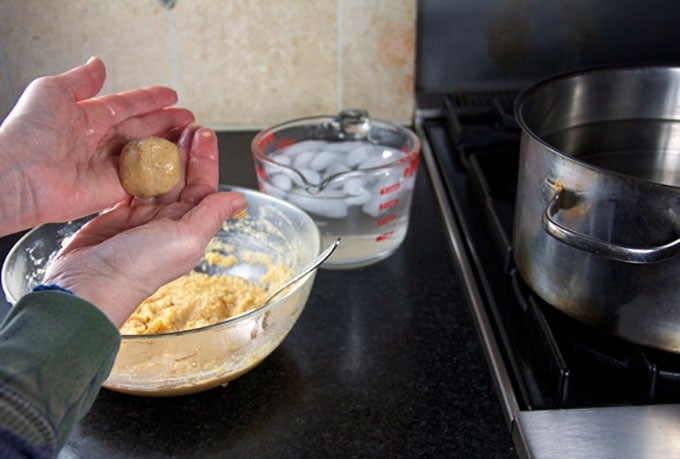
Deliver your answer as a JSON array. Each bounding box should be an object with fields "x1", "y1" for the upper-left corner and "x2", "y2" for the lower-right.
[{"x1": 118, "y1": 136, "x2": 181, "y2": 198}]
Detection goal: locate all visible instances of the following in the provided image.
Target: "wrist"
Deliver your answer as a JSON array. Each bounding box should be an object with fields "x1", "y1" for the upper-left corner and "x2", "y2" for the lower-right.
[
  {"x1": 32, "y1": 283, "x2": 75, "y2": 295},
  {"x1": 43, "y1": 274, "x2": 144, "y2": 329},
  {"x1": 0, "y1": 127, "x2": 36, "y2": 235}
]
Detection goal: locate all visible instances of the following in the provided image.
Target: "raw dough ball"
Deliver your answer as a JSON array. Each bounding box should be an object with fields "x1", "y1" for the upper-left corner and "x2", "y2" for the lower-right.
[{"x1": 119, "y1": 136, "x2": 181, "y2": 198}]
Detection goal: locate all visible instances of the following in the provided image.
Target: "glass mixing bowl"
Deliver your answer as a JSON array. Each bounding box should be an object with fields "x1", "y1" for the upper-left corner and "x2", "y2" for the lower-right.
[{"x1": 2, "y1": 186, "x2": 321, "y2": 396}]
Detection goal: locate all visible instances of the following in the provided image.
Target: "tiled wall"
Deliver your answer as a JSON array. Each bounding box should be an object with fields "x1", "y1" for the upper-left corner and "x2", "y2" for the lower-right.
[{"x1": 0, "y1": 0, "x2": 416, "y2": 129}]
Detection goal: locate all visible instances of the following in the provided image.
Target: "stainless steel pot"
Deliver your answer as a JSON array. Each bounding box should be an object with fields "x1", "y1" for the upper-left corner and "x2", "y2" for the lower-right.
[{"x1": 513, "y1": 66, "x2": 680, "y2": 352}]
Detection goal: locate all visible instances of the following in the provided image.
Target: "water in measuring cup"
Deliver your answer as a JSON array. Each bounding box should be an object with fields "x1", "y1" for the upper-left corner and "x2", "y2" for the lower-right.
[{"x1": 256, "y1": 139, "x2": 419, "y2": 268}]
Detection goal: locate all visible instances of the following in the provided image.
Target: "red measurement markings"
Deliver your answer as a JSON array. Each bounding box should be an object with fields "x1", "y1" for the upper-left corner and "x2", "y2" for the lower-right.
[
  {"x1": 403, "y1": 157, "x2": 420, "y2": 178},
  {"x1": 255, "y1": 133, "x2": 274, "y2": 151},
  {"x1": 255, "y1": 166, "x2": 267, "y2": 180},
  {"x1": 376, "y1": 214, "x2": 396, "y2": 227},
  {"x1": 376, "y1": 231, "x2": 394, "y2": 242},
  {"x1": 379, "y1": 183, "x2": 400, "y2": 195},
  {"x1": 255, "y1": 133, "x2": 295, "y2": 152},
  {"x1": 276, "y1": 138, "x2": 296, "y2": 150},
  {"x1": 379, "y1": 198, "x2": 399, "y2": 211}
]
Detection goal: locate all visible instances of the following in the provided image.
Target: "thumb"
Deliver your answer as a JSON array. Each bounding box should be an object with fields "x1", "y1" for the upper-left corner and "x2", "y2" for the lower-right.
[{"x1": 58, "y1": 56, "x2": 106, "y2": 101}]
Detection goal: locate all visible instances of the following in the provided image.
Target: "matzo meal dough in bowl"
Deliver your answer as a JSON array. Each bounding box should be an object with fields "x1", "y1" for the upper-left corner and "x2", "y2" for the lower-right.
[{"x1": 1, "y1": 186, "x2": 322, "y2": 396}]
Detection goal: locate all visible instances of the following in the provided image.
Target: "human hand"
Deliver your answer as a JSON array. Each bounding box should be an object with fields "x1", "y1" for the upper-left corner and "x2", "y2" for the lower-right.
[
  {"x1": 0, "y1": 56, "x2": 195, "y2": 235},
  {"x1": 42, "y1": 126, "x2": 246, "y2": 327}
]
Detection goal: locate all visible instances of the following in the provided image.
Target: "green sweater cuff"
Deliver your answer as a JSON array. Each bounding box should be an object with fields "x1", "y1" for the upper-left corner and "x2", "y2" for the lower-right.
[{"x1": 0, "y1": 291, "x2": 121, "y2": 452}]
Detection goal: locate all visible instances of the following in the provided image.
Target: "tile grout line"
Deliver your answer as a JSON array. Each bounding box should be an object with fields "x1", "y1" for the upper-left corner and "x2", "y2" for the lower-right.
[
  {"x1": 336, "y1": 0, "x2": 343, "y2": 112},
  {"x1": 0, "y1": 35, "x2": 14, "y2": 113},
  {"x1": 165, "y1": 8, "x2": 181, "y2": 103}
]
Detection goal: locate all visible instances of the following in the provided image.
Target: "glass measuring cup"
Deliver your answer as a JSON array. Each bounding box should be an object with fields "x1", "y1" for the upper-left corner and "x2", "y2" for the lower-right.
[{"x1": 251, "y1": 110, "x2": 421, "y2": 269}]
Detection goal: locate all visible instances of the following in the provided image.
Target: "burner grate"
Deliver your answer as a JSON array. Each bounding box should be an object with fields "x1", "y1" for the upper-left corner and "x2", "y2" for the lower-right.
[
  {"x1": 433, "y1": 96, "x2": 680, "y2": 410},
  {"x1": 444, "y1": 92, "x2": 521, "y2": 168},
  {"x1": 447, "y1": 90, "x2": 520, "y2": 115}
]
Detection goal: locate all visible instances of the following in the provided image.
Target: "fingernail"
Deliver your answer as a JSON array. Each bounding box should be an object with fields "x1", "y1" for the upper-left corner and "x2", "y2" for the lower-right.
[{"x1": 229, "y1": 194, "x2": 248, "y2": 218}]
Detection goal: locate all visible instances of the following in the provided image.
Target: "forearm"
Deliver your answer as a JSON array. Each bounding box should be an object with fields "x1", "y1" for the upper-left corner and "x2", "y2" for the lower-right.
[{"x1": 0, "y1": 291, "x2": 120, "y2": 456}]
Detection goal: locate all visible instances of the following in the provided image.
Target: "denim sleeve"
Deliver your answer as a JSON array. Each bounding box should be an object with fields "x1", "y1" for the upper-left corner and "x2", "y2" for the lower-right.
[{"x1": 0, "y1": 291, "x2": 121, "y2": 458}]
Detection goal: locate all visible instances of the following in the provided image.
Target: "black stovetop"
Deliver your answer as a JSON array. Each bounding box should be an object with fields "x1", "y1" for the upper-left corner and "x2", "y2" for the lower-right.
[{"x1": 421, "y1": 92, "x2": 680, "y2": 411}]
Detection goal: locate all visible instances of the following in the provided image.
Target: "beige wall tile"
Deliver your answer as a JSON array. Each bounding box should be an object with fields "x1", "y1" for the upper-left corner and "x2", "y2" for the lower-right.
[
  {"x1": 0, "y1": 59, "x2": 11, "y2": 117},
  {"x1": 0, "y1": 0, "x2": 416, "y2": 127},
  {"x1": 340, "y1": 0, "x2": 416, "y2": 124},
  {"x1": 172, "y1": 0, "x2": 338, "y2": 129},
  {"x1": 0, "y1": 0, "x2": 173, "y2": 117}
]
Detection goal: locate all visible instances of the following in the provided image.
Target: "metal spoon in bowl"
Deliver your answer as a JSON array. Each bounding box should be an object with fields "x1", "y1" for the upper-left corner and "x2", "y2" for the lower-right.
[{"x1": 263, "y1": 237, "x2": 340, "y2": 306}]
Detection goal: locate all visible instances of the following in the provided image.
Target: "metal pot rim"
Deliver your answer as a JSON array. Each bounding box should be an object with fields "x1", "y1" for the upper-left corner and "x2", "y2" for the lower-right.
[{"x1": 514, "y1": 64, "x2": 680, "y2": 192}]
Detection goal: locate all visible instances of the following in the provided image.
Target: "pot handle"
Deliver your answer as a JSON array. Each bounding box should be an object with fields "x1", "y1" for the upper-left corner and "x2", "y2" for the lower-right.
[{"x1": 542, "y1": 189, "x2": 680, "y2": 263}]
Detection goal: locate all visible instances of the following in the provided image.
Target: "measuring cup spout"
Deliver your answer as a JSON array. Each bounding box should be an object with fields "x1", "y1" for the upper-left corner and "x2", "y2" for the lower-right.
[
  {"x1": 262, "y1": 160, "x2": 323, "y2": 193},
  {"x1": 264, "y1": 161, "x2": 361, "y2": 195}
]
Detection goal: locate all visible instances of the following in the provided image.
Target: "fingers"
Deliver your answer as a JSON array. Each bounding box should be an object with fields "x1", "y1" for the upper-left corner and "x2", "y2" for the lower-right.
[
  {"x1": 140, "y1": 125, "x2": 212, "y2": 206},
  {"x1": 176, "y1": 123, "x2": 200, "y2": 164},
  {"x1": 57, "y1": 56, "x2": 107, "y2": 101},
  {"x1": 161, "y1": 125, "x2": 201, "y2": 202},
  {"x1": 115, "y1": 107, "x2": 195, "y2": 142},
  {"x1": 80, "y1": 86, "x2": 183, "y2": 127},
  {"x1": 180, "y1": 191, "x2": 247, "y2": 239},
  {"x1": 59, "y1": 199, "x2": 137, "y2": 250},
  {"x1": 180, "y1": 128, "x2": 220, "y2": 204},
  {"x1": 62, "y1": 190, "x2": 246, "y2": 256}
]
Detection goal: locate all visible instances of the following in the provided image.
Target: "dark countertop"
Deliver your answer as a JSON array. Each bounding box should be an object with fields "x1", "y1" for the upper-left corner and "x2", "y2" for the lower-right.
[{"x1": 0, "y1": 131, "x2": 515, "y2": 457}]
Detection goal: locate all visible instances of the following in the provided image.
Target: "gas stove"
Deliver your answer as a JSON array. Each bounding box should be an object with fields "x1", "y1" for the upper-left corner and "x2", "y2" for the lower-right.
[{"x1": 416, "y1": 92, "x2": 680, "y2": 458}]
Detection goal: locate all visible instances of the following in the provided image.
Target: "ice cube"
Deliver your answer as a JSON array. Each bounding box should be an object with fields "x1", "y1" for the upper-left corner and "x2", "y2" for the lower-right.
[
  {"x1": 270, "y1": 173, "x2": 293, "y2": 191},
  {"x1": 324, "y1": 162, "x2": 351, "y2": 178},
  {"x1": 358, "y1": 148, "x2": 401, "y2": 169},
  {"x1": 288, "y1": 192, "x2": 348, "y2": 218},
  {"x1": 362, "y1": 197, "x2": 382, "y2": 217},
  {"x1": 309, "y1": 151, "x2": 341, "y2": 171},
  {"x1": 362, "y1": 192, "x2": 400, "y2": 218},
  {"x1": 316, "y1": 188, "x2": 348, "y2": 199},
  {"x1": 295, "y1": 168, "x2": 321, "y2": 186},
  {"x1": 324, "y1": 179, "x2": 346, "y2": 193},
  {"x1": 279, "y1": 140, "x2": 329, "y2": 156},
  {"x1": 269, "y1": 153, "x2": 292, "y2": 166},
  {"x1": 292, "y1": 151, "x2": 316, "y2": 169},
  {"x1": 371, "y1": 176, "x2": 402, "y2": 196},
  {"x1": 345, "y1": 189, "x2": 372, "y2": 206},
  {"x1": 262, "y1": 161, "x2": 289, "y2": 177},
  {"x1": 342, "y1": 177, "x2": 367, "y2": 196},
  {"x1": 346, "y1": 144, "x2": 379, "y2": 168},
  {"x1": 331, "y1": 140, "x2": 366, "y2": 151},
  {"x1": 260, "y1": 183, "x2": 287, "y2": 200}
]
